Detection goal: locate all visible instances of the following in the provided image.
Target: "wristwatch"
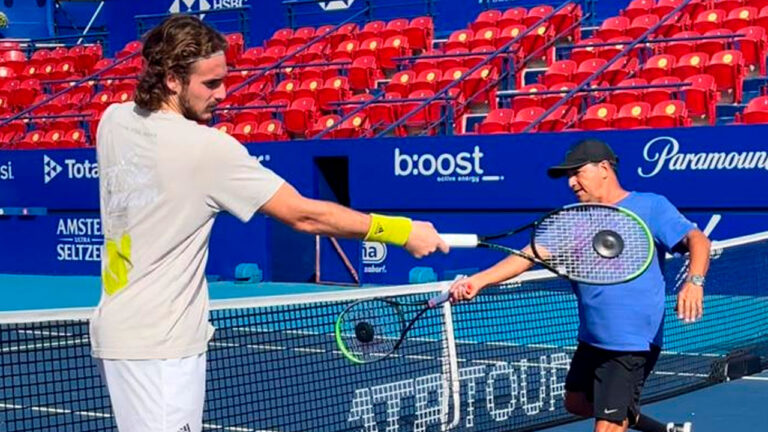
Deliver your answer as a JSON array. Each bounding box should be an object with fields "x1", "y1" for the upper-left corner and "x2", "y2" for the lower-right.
[{"x1": 686, "y1": 274, "x2": 706, "y2": 287}]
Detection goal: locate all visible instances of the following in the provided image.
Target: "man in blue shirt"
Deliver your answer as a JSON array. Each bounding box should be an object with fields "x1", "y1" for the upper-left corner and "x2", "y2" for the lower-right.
[{"x1": 450, "y1": 139, "x2": 711, "y2": 432}]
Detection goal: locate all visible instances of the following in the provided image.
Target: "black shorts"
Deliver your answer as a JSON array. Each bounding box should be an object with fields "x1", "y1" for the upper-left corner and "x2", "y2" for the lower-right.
[{"x1": 565, "y1": 342, "x2": 660, "y2": 423}]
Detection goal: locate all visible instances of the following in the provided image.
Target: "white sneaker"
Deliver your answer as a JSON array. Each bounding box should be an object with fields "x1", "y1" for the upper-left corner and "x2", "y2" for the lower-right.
[{"x1": 667, "y1": 422, "x2": 693, "y2": 432}]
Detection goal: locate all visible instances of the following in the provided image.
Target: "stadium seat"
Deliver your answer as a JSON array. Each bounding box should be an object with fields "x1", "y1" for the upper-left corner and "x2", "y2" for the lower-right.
[
  {"x1": 498, "y1": 7, "x2": 527, "y2": 29},
  {"x1": 662, "y1": 31, "x2": 700, "y2": 58},
  {"x1": 641, "y1": 54, "x2": 676, "y2": 80},
  {"x1": 116, "y1": 40, "x2": 142, "y2": 59},
  {"x1": 284, "y1": 97, "x2": 317, "y2": 135},
  {"x1": 266, "y1": 28, "x2": 293, "y2": 48},
  {"x1": 385, "y1": 70, "x2": 416, "y2": 97},
  {"x1": 437, "y1": 47, "x2": 468, "y2": 71},
  {"x1": 327, "y1": 23, "x2": 358, "y2": 48},
  {"x1": 332, "y1": 40, "x2": 359, "y2": 61},
  {"x1": 404, "y1": 16, "x2": 434, "y2": 51},
  {"x1": 543, "y1": 82, "x2": 579, "y2": 109},
  {"x1": 698, "y1": 28, "x2": 734, "y2": 57},
  {"x1": 694, "y1": 9, "x2": 727, "y2": 33},
  {"x1": 684, "y1": 74, "x2": 719, "y2": 122},
  {"x1": 512, "y1": 84, "x2": 546, "y2": 110},
  {"x1": 552, "y1": 3, "x2": 583, "y2": 42},
  {"x1": 510, "y1": 107, "x2": 545, "y2": 132},
  {"x1": 741, "y1": 95, "x2": 768, "y2": 123},
  {"x1": 288, "y1": 27, "x2": 315, "y2": 46},
  {"x1": 645, "y1": 76, "x2": 683, "y2": 105},
  {"x1": 470, "y1": 27, "x2": 499, "y2": 50},
  {"x1": 647, "y1": 99, "x2": 691, "y2": 127},
  {"x1": 225, "y1": 33, "x2": 244, "y2": 65},
  {"x1": 573, "y1": 58, "x2": 607, "y2": 84},
  {"x1": 581, "y1": 103, "x2": 617, "y2": 130},
  {"x1": 524, "y1": 5, "x2": 554, "y2": 28},
  {"x1": 382, "y1": 18, "x2": 409, "y2": 40},
  {"x1": 724, "y1": 6, "x2": 758, "y2": 30},
  {"x1": 704, "y1": 50, "x2": 745, "y2": 102},
  {"x1": 60, "y1": 128, "x2": 88, "y2": 148},
  {"x1": 614, "y1": 102, "x2": 651, "y2": 128},
  {"x1": 213, "y1": 122, "x2": 235, "y2": 135},
  {"x1": 444, "y1": 29, "x2": 473, "y2": 52},
  {"x1": 309, "y1": 114, "x2": 342, "y2": 138},
  {"x1": 300, "y1": 43, "x2": 328, "y2": 64},
  {"x1": 367, "y1": 93, "x2": 403, "y2": 134},
  {"x1": 596, "y1": 16, "x2": 630, "y2": 40},
  {"x1": 348, "y1": 56, "x2": 380, "y2": 90},
  {"x1": 610, "y1": 78, "x2": 648, "y2": 107},
  {"x1": 624, "y1": 0, "x2": 657, "y2": 19},
  {"x1": 402, "y1": 89, "x2": 443, "y2": 129},
  {"x1": 259, "y1": 46, "x2": 288, "y2": 66},
  {"x1": 472, "y1": 9, "x2": 502, "y2": 32},
  {"x1": 477, "y1": 108, "x2": 514, "y2": 133},
  {"x1": 570, "y1": 38, "x2": 603, "y2": 64},
  {"x1": 520, "y1": 24, "x2": 555, "y2": 63},
  {"x1": 379, "y1": 35, "x2": 410, "y2": 70},
  {"x1": 17, "y1": 130, "x2": 45, "y2": 150},
  {"x1": 358, "y1": 37, "x2": 383, "y2": 60},
  {"x1": 757, "y1": 5, "x2": 768, "y2": 31},
  {"x1": 539, "y1": 105, "x2": 577, "y2": 131},
  {"x1": 0, "y1": 65, "x2": 15, "y2": 82},
  {"x1": 270, "y1": 79, "x2": 299, "y2": 102},
  {"x1": 736, "y1": 26, "x2": 768, "y2": 74},
  {"x1": 251, "y1": 119, "x2": 288, "y2": 141},
  {"x1": 1, "y1": 50, "x2": 27, "y2": 74},
  {"x1": 412, "y1": 69, "x2": 441, "y2": 92},
  {"x1": 237, "y1": 47, "x2": 265, "y2": 68},
  {"x1": 318, "y1": 76, "x2": 350, "y2": 110},
  {"x1": 542, "y1": 60, "x2": 577, "y2": 87},
  {"x1": 655, "y1": 12, "x2": 689, "y2": 37},
  {"x1": 334, "y1": 113, "x2": 371, "y2": 138},
  {"x1": 673, "y1": 52, "x2": 709, "y2": 79},
  {"x1": 714, "y1": 0, "x2": 745, "y2": 13},
  {"x1": 604, "y1": 57, "x2": 638, "y2": 85},
  {"x1": 627, "y1": 14, "x2": 660, "y2": 38},
  {"x1": 599, "y1": 36, "x2": 637, "y2": 61},
  {"x1": 294, "y1": 77, "x2": 324, "y2": 102},
  {"x1": 459, "y1": 65, "x2": 498, "y2": 109},
  {"x1": 358, "y1": 21, "x2": 386, "y2": 42},
  {"x1": 654, "y1": 0, "x2": 708, "y2": 19},
  {"x1": 496, "y1": 24, "x2": 526, "y2": 48}
]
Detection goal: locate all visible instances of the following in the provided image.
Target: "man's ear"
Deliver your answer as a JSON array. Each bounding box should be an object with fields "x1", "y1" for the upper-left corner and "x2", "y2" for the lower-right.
[{"x1": 165, "y1": 72, "x2": 181, "y2": 95}]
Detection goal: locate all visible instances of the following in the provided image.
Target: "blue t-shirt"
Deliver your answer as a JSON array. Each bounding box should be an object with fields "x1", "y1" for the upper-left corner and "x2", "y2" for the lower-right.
[{"x1": 573, "y1": 192, "x2": 696, "y2": 352}]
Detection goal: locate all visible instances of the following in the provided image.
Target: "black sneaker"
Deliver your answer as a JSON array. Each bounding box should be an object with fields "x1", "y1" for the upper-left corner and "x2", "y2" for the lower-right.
[{"x1": 667, "y1": 422, "x2": 692, "y2": 432}]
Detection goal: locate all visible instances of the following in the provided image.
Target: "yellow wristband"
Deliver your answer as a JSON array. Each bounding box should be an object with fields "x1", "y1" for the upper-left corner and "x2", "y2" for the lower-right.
[{"x1": 364, "y1": 214, "x2": 413, "y2": 246}]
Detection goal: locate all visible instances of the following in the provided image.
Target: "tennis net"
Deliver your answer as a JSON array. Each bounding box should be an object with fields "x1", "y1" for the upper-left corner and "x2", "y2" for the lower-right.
[{"x1": 1, "y1": 232, "x2": 767, "y2": 431}]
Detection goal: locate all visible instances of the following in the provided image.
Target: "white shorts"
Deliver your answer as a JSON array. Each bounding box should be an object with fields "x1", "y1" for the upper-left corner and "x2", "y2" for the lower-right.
[{"x1": 96, "y1": 353, "x2": 206, "y2": 432}]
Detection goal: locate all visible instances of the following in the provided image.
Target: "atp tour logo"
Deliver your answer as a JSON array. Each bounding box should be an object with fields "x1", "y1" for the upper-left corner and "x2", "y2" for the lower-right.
[
  {"x1": 318, "y1": 0, "x2": 355, "y2": 11},
  {"x1": 43, "y1": 154, "x2": 99, "y2": 184},
  {"x1": 43, "y1": 155, "x2": 62, "y2": 184}
]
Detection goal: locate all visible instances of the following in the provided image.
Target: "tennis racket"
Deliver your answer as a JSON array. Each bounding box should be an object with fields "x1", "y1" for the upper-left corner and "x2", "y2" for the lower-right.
[
  {"x1": 335, "y1": 290, "x2": 452, "y2": 364},
  {"x1": 440, "y1": 203, "x2": 655, "y2": 285}
]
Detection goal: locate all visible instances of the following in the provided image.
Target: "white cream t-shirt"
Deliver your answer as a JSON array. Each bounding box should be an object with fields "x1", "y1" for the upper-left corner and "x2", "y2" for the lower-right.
[{"x1": 90, "y1": 102, "x2": 284, "y2": 360}]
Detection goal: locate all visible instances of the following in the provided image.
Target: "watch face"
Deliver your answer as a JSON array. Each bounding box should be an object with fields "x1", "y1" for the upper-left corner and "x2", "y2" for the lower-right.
[{"x1": 689, "y1": 275, "x2": 705, "y2": 285}]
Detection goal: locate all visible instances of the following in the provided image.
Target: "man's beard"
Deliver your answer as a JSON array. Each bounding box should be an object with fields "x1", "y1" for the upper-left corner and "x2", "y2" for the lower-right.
[{"x1": 179, "y1": 89, "x2": 214, "y2": 123}]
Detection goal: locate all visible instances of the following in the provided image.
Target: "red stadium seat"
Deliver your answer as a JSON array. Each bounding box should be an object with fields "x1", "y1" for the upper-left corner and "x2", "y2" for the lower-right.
[
  {"x1": 705, "y1": 50, "x2": 745, "y2": 102},
  {"x1": 404, "y1": 16, "x2": 434, "y2": 51},
  {"x1": 300, "y1": 43, "x2": 328, "y2": 64},
  {"x1": 624, "y1": 0, "x2": 657, "y2": 19},
  {"x1": 736, "y1": 26, "x2": 768, "y2": 74},
  {"x1": 661, "y1": 31, "x2": 700, "y2": 58},
  {"x1": 512, "y1": 84, "x2": 546, "y2": 111},
  {"x1": 520, "y1": 24, "x2": 554, "y2": 63},
  {"x1": 411, "y1": 49, "x2": 441, "y2": 74},
  {"x1": 309, "y1": 114, "x2": 342, "y2": 138},
  {"x1": 459, "y1": 65, "x2": 498, "y2": 109},
  {"x1": 294, "y1": 77, "x2": 325, "y2": 102},
  {"x1": 570, "y1": 37, "x2": 603, "y2": 64},
  {"x1": 385, "y1": 70, "x2": 416, "y2": 97},
  {"x1": 318, "y1": 76, "x2": 350, "y2": 110},
  {"x1": 269, "y1": 79, "x2": 299, "y2": 103},
  {"x1": 237, "y1": 47, "x2": 264, "y2": 68},
  {"x1": 288, "y1": 27, "x2": 315, "y2": 46},
  {"x1": 573, "y1": 58, "x2": 607, "y2": 84},
  {"x1": 231, "y1": 121, "x2": 260, "y2": 143},
  {"x1": 367, "y1": 93, "x2": 402, "y2": 135},
  {"x1": 698, "y1": 28, "x2": 734, "y2": 57},
  {"x1": 543, "y1": 82, "x2": 579, "y2": 109},
  {"x1": 437, "y1": 48, "x2": 468, "y2": 71},
  {"x1": 382, "y1": 18, "x2": 409, "y2": 40},
  {"x1": 402, "y1": 89, "x2": 442, "y2": 128},
  {"x1": 684, "y1": 74, "x2": 719, "y2": 122},
  {"x1": 542, "y1": 60, "x2": 577, "y2": 87},
  {"x1": 647, "y1": 100, "x2": 691, "y2": 127},
  {"x1": 724, "y1": 6, "x2": 758, "y2": 30},
  {"x1": 116, "y1": 40, "x2": 142, "y2": 59},
  {"x1": 552, "y1": 3, "x2": 583, "y2": 42},
  {"x1": 225, "y1": 33, "x2": 244, "y2": 65},
  {"x1": 472, "y1": 10, "x2": 502, "y2": 32},
  {"x1": 213, "y1": 122, "x2": 235, "y2": 135},
  {"x1": 379, "y1": 35, "x2": 409, "y2": 70},
  {"x1": 326, "y1": 23, "x2": 358, "y2": 48},
  {"x1": 655, "y1": 12, "x2": 689, "y2": 37},
  {"x1": 251, "y1": 119, "x2": 288, "y2": 141},
  {"x1": 348, "y1": 56, "x2": 380, "y2": 90},
  {"x1": 1, "y1": 50, "x2": 27, "y2": 74},
  {"x1": 412, "y1": 69, "x2": 441, "y2": 92},
  {"x1": 358, "y1": 21, "x2": 386, "y2": 42},
  {"x1": 596, "y1": 16, "x2": 630, "y2": 40},
  {"x1": 334, "y1": 113, "x2": 371, "y2": 138},
  {"x1": 741, "y1": 95, "x2": 768, "y2": 123},
  {"x1": 581, "y1": 103, "x2": 617, "y2": 130},
  {"x1": 358, "y1": 37, "x2": 383, "y2": 60},
  {"x1": 604, "y1": 57, "x2": 638, "y2": 85},
  {"x1": 510, "y1": 106, "x2": 545, "y2": 132},
  {"x1": 641, "y1": 54, "x2": 676, "y2": 80},
  {"x1": 266, "y1": 28, "x2": 293, "y2": 48},
  {"x1": 714, "y1": 0, "x2": 745, "y2": 13},
  {"x1": 258, "y1": 46, "x2": 287, "y2": 66},
  {"x1": 694, "y1": 9, "x2": 727, "y2": 33},
  {"x1": 645, "y1": 76, "x2": 682, "y2": 107},
  {"x1": 284, "y1": 97, "x2": 317, "y2": 135},
  {"x1": 60, "y1": 128, "x2": 88, "y2": 148},
  {"x1": 470, "y1": 27, "x2": 500, "y2": 50},
  {"x1": 757, "y1": 5, "x2": 768, "y2": 31},
  {"x1": 599, "y1": 36, "x2": 639, "y2": 61},
  {"x1": 14, "y1": 78, "x2": 41, "y2": 108},
  {"x1": 524, "y1": 5, "x2": 553, "y2": 28},
  {"x1": 498, "y1": 7, "x2": 527, "y2": 28},
  {"x1": 653, "y1": 0, "x2": 705, "y2": 18},
  {"x1": 477, "y1": 108, "x2": 514, "y2": 133},
  {"x1": 17, "y1": 130, "x2": 45, "y2": 150},
  {"x1": 539, "y1": 105, "x2": 577, "y2": 131},
  {"x1": 444, "y1": 29, "x2": 473, "y2": 51},
  {"x1": 627, "y1": 14, "x2": 660, "y2": 38},
  {"x1": 332, "y1": 40, "x2": 359, "y2": 61},
  {"x1": 672, "y1": 52, "x2": 709, "y2": 79},
  {"x1": 610, "y1": 78, "x2": 648, "y2": 107},
  {"x1": 614, "y1": 102, "x2": 651, "y2": 129},
  {"x1": 496, "y1": 24, "x2": 526, "y2": 48}
]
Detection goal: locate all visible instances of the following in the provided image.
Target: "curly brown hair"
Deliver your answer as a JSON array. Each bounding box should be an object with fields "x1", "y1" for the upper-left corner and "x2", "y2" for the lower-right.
[{"x1": 134, "y1": 15, "x2": 228, "y2": 111}]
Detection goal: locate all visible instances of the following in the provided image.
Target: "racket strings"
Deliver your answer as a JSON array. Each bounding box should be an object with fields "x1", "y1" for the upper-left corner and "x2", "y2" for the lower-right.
[
  {"x1": 533, "y1": 206, "x2": 652, "y2": 283},
  {"x1": 337, "y1": 299, "x2": 405, "y2": 362}
]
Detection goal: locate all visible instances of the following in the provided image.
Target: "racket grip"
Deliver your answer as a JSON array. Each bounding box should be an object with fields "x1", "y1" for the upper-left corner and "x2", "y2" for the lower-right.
[
  {"x1": 428, "y1": 291, "x2": 451, "y2": 308},
  {"x1": 439, "y1": 234, "x2": 479, "y2": 248}
]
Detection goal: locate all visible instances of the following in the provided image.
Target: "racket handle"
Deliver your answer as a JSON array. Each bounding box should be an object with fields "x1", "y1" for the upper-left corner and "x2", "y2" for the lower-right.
[
  {"x1": 428, "y1": 291, "x2": 451, "y2": 308},
  {"x1": 439, "y1": 234, "x2": 479, "y2": 248}
]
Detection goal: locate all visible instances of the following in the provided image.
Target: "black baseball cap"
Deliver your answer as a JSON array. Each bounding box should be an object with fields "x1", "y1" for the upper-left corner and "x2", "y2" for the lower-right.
[{"x1": 547, "y1": 139, "x2": 619, "y2": 178}]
